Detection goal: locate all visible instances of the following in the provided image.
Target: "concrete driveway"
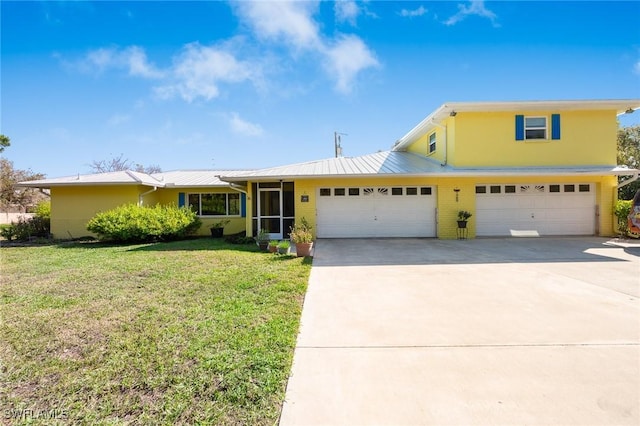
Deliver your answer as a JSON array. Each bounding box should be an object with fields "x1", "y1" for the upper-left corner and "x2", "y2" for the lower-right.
[{"x1": 279, "y1": 237, "x2": 640, "y2": 426}]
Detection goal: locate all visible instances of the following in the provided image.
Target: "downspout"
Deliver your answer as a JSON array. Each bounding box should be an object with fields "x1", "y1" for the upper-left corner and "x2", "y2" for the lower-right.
[
  {"x1": 227, "y1": 182, "x2": 248, "y2": 194},
  {"x1": 431, "y1": 120, "x2": 448, "y2": 167},
  {"x1": 138, "y1": 186, "x2": 157, "y2": 206}
]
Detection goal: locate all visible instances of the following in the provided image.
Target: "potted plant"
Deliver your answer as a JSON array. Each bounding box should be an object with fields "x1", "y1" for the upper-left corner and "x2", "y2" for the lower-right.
[
  {"x1": 289, "y1": 217, "x2": 314, "y2": 257},
  {"x1": 268, "y1": 240, "x2": 279, "y2": 253},
  {"x1": 457, "y1": 210, "x2": 472, "y2": 228},
  {"x1": 277, "y1": 240, "x2": 290, "y2": 255},
  {"x1": 255, "y1": 228, "x2": 270, "y2": 251},
  {"x1": 210, "y1": 219, "x2": 230, "y2": 238}
]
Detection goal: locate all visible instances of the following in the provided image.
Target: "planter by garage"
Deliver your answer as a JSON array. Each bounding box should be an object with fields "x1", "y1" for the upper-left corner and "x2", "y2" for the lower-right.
[
  {"x1": 457, "y1": 220, "x2": 468, "y2": 229},
  {"x1": 295, "y1": 242, "x2": 313, "y2": 257},
  {"x1": 210, "y1": 227, "x2": 224, "y2": 238}
]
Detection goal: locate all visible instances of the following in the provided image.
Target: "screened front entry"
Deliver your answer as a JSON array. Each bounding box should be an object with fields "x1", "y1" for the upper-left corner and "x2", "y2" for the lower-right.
[{"x1": 252, "y1": 182, "x2": 295, "y2": 239}]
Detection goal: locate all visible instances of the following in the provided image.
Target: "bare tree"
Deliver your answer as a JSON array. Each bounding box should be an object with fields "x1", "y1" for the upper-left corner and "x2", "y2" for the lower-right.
[
  {"x1": 89, "y1": 154, "x2": 161, "y2": 174},
  {"x1": 1, "y1": 158, "x2": 47, "y2": 212}
]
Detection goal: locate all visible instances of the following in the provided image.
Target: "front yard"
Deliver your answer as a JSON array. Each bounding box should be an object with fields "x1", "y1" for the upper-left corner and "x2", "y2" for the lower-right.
[{"x1": 0, "y1": 239, "x2": 311, "y2": 425}]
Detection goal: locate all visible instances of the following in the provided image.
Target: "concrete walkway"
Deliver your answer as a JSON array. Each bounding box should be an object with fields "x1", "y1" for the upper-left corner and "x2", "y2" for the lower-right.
[{"x1": 279, "y1": 238, "x2": 640, "y2": 425}]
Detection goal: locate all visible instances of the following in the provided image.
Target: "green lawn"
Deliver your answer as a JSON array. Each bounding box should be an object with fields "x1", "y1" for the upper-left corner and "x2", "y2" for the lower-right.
[{"x1": 0, "y1": 239, "x2": 312, "y2": 425}]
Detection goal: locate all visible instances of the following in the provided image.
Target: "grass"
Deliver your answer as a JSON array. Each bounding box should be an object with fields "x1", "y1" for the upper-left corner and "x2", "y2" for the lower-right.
[{"x1": 0, "y1": 238, "x2": 312, "y2": 425}]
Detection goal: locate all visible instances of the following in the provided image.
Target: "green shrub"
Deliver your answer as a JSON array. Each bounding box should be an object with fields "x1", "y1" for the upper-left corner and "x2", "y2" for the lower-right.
[
  {"x1": 34, "y1": 200, "x2": 51, "y2": 220},
  {"x1": 614, "y1": 199, "x2": 633, "y2": 236},
  {"x1": 1, "y1": 214, "x2": 51, "y2": 242},
  {"x1": 86, "y1": 204, "x2": 202, "y2": 243}
]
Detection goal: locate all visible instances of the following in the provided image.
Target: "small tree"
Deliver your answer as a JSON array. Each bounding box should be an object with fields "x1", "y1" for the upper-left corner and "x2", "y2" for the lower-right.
[
  {"x1": 0, "y1": 134, "x2": 10, "y2": 153},
  {"x1": 617, "y1": 125, "x2": 640, "y2": 200}
]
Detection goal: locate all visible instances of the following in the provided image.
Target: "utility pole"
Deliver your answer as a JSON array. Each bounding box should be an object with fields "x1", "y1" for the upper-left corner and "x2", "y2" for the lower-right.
[{"x1": 334, "y1": 132, "x2": 347, "y2": 158}]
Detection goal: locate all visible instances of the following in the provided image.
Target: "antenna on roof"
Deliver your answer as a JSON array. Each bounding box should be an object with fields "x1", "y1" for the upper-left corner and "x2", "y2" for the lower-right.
[{"x1": 334, "y1": 132, "x2": 347, "y2": 158}]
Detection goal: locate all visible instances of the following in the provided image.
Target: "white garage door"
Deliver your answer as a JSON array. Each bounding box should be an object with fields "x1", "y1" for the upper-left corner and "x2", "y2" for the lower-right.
[
  {"x1": 476, "y1": 183, "x2": 595, "y2": 237},
  {"x1": 317, "y1": 186, "x2": 437, "y2": 238}
]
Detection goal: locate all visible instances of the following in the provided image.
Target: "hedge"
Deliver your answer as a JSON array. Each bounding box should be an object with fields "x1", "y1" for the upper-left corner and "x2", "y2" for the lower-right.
[{"x1": 86, "y1": 204, "x2": 202, "y2": 242}]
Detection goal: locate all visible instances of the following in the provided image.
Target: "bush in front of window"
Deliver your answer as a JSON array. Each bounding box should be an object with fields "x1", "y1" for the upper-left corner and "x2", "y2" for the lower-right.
[{"x1": 86, "y1": 204, "x2": 202, "y2": 243}]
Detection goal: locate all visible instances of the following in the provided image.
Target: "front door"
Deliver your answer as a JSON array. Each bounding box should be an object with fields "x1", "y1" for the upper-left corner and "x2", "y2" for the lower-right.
[
  {"x1": 254, "y1": 182, "x2": 295, "y2": 239},
  {"x1": 258, "y1": 187, "x2": 282, "y2": 239}
]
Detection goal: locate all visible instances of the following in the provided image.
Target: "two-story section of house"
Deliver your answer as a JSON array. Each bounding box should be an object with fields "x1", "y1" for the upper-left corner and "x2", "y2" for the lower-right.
[
  {"x1": 20, "y1": 99, "x2": 639, "y2": 240},
  {"x1": 223, "y1": 99, "x2": 639, "y2": 239}
]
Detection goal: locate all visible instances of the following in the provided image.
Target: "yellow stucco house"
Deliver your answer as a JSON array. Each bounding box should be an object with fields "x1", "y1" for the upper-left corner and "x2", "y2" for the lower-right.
[{"x1": 21, "y1": 99, "x2": 640, "y2": 240}]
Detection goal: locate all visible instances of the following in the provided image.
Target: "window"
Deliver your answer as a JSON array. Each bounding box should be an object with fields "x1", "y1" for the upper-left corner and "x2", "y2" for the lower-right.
[
  {"x1": 564, "y1": 184, "x2": 575, "y2": 193},
  {"x1": 524, "y1": 116, "x2": 547, "y2": 140},
  {"x1": 490, "y1": 185, "x2": 501, "y2": 194},
  {"x1": 406, "y1": 187, "x2": 418, "y2": 195},
  {"x1": 550, "y1": 184, "x2": 560, "y2": 193},
  {"x1": 420, "y1": 187, "x2": 432, "y2": 195},
  {"x1": 349, "y1": 188, "x2": 360, "y2": 196},
  {"x1": 392, "y1": 187, "x2": 403, "y2": 195},
  {"x1": 475, "y1": 186, "x2": 487, "y2": 194},
  {"x1": 320, "y1": 188, "x2": 331, "y2": 196},
  {"x1": 189, "y1": 193, "x2": 240, "y2": 216},
  {"x1": 579, "y1": 184, "x2": 590, "y2": 193},
  {"x1": 334, "y1": 188, "x2": 346, "y2": 196},
  {"x1": 505, "y1": 185, "x2": 516, "y2": 193},
  {"x1": 428, "y1": 132, "x2": 436, "y2": 154}
]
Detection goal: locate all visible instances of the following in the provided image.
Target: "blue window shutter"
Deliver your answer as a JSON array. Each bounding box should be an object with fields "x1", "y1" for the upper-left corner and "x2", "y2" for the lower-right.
[
  {"x1": 241, "y1": 193, "x2": 246, "y2": 218},
  {"x1": 551, "y1": 114, "x2": 561, "y2": 140},
  {"x1": 515, "y1": 115, "x2": 524, "y2": 141},
  {"x1": 178, "y1": 192, "x2": 185, "y2": 207}
]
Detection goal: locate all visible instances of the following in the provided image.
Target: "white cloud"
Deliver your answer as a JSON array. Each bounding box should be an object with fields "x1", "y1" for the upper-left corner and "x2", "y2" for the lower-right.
[
  {"x1": 107, "y1": 113, "x2": 131, "y2": 126},
  {"x1": 83, "y1": 46, "x2": 164, "y2": 78},
  {"x1": 228, "y1": 112, "x2": 264, "y2": 137},
  {"x1": 324, "y1": 34, "x2": 379, "y2": 94},
  {"x1": 233, "y1": 0, "x2": 378, "y2": 94},
  {"x1": 233, "y1": 0, "x2": 321, "y2": 50},
  {"x1": 335, "y1": 1, "x2": 360, "y2": 26},
  {"x1": 445, "y1": 0, "x2": 499, "y2": 27},
  {"x1": 155, "y1": 42, "x2": 259, "y2": 102},
  {"x1": 399, "y1": 5, "x2": 428, "y2": 18},
  {"x1": 634, "y1": 60, "x2": 640, "y2": 75}
]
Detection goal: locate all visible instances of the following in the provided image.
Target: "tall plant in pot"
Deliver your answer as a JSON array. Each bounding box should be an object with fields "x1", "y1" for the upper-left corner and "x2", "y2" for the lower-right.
[
  {"x1": 457, "y1": 210, "x2": 472, "y2": 228},
  {"x1": 255, "y1": 228, "x2": 270, "y2": 251},
  {"x1": 210, "y1": 219, "x2": 230, "y2": 238},
  {"x1": 290, "y1": 217, "x2": 314, "y2": 257}
]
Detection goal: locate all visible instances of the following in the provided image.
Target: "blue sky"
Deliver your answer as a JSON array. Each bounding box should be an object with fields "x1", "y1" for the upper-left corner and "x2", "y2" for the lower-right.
[{"x1": 2, "y1": 0, "x2": 640, "y2": 177}]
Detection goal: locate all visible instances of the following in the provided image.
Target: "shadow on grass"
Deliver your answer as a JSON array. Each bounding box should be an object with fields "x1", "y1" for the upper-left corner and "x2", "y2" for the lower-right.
[{"x1": 46, "y1": 237, "x2": 260, "y2": 253}]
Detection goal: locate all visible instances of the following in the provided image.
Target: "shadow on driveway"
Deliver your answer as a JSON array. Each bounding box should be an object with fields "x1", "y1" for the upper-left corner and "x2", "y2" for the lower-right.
[{"x1": 313, "y1": 237, "x2": 639, "y2": 267}]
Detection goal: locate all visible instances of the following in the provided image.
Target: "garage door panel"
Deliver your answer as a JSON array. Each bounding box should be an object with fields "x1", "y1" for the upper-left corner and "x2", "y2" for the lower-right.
[
  {"x1": 476, "y1": 183, "x2": 595, "y2": 237},
  {"x1": 317, "y1": 187, "x2": 436, "y2": 238}
]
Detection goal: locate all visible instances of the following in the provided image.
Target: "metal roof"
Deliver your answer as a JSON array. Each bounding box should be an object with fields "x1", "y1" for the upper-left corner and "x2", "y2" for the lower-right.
[
  {"x1": 152, "y1": 170, "x2": 253, "y2": 187},
  {"x1": 221, "y1": 151, "x2": 637, "y2": 181},
  {"x1": 18, "y1": 170, "x2": 253, "y2": 188},
  {"x1": 393, "y1": 99, "x2": 640, "y2": 152},
  {"x1": 18, "y1": 170, "x2": 164, "y2": 188}
]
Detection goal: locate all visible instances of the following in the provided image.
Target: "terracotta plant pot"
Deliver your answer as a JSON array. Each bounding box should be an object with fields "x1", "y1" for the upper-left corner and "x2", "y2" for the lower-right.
[
  {"x1": 268, "y1": 245, "x2": 278, "y2": 253},
  {"x1": 295, "y1": 242, "x2": 313, "y2": 257}
]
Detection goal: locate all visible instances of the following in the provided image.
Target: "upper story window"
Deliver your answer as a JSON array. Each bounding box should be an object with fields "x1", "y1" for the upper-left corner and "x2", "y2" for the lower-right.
[
  {"x1": 516, "y1": 114, "x2": 561, "y2": 141},
  {"x1": 524, "y1": 117, "x2": 547, "y2": 140},
  {"x1": 188, "y1": 193, "x2": 240, "y2": 216},
  {"x1": 428, "y1": 132, "x2": 436, "y2": 154}
]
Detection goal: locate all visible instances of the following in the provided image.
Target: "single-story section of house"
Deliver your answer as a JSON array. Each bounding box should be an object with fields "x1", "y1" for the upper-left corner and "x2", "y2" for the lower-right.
[{"x1": 20, "y1": 99, "x2": 640, "y2": 240}]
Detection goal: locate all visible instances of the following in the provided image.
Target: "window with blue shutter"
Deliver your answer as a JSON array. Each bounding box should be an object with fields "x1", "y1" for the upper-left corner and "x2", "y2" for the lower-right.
[
  {"x1": 551, "y1": 114, "x2": 561, "y2": 140},
  {"x1": 515, "y1": 115, "x2": 524, "y2": 141},
  {"x1": 178, "y1": 192, "x2": 185, "y2": 207},
  {"x1": 241, "y1": 193, "x2": 246, "y2": 218}
]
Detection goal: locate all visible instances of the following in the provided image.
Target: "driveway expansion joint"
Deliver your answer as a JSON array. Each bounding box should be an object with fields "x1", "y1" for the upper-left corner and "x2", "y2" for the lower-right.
[{"x1": 297, "y1": 342, "x2": 640, "y2": 349}]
